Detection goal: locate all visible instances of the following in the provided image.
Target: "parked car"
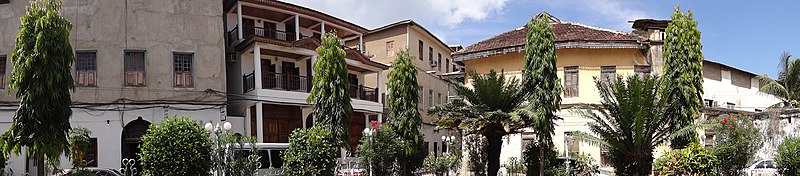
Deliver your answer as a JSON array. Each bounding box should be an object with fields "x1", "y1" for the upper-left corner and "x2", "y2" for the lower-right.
[
  {"x1": 746, "y1": 159, "x2": 780, "y2": 176},
  {"x1": 56, "y1": 168, "x2": 123, "y2": 176}
]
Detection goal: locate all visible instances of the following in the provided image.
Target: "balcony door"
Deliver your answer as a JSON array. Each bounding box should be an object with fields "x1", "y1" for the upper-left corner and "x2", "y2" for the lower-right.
[
  {"x1": 261, "y1": 60, "x2": 276, "y2": 89},
  {"x1": 243, "y1": 18, "x2": 255, "y2": 37},
  {"x1": 282, "y1": 62, "x2": 301, "y2": 91},
  {"x1": 262, "y1": 104, "x2": 302, "y2": 143}
]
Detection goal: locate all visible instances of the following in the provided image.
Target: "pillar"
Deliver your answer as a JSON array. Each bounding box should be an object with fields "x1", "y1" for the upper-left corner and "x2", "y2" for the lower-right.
[
  {"x1": 236, "y1": 2, "x2": 243, "y2": 40},
  {"x1": 254, "y1": 44, "x2": 262, "y2": 89},
  {"x1": 294, "y1": 15, "x2": 300, "y2": 40},
  {"x1": 256, "y1": 102, "x2": 264, "y2": 143}
]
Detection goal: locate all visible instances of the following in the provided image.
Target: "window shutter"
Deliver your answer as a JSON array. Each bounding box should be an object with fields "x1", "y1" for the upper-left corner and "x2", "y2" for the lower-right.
[
  {"x1": 88, "y1": 72, "x2": 96, "y2": 86},
  {"x1": 126, "y1": 72, "x2": 134, "y2": 86},
  {"x1": 185, "y1": 73, "x2": 193, "y2": 87},
  {"x1": 175, "y1": 73, "x2": 183, "y2": 87},
  {"x1": 77, "y1": 72, "x2": 86, "y2": 86},
  {"x1": 136, "y1": 71, "x2": 145, "y2": 85}
]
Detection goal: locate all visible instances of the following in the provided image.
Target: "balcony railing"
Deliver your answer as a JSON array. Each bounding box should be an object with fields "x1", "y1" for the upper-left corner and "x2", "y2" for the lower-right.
[
  {"x1": 350, "y1": 84, "x2": 378, "y2": 102},
  {"x1": 228, "y1": 26, "x2": 239, "y2": 45},
  {"x1": 243, "y1": 72, "x2": 255, "y2": 93},
  {"x1": 244, "y1": 25, "x2": 296, "y2": 42},
  {"x1": 263, "y1": 72, "x2": 310, "y2": 92}
]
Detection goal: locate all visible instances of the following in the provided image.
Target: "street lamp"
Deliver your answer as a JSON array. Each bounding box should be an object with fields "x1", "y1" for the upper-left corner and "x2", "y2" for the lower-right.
[
  {"x1": 363, "y1": 128, "x2": 374, "y2": 176},
  {"x1": 206, "y1": 121, "x2": 232, "y2": 176},
  {"x1": 441, "y1": 135, "x2": 456, "y2": 176}
]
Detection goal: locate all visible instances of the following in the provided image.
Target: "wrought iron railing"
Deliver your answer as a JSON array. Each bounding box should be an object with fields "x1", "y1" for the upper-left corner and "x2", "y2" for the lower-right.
[
  {"x1": 263, "y1": 72, "x2": 310, "y2": 92},
  {"x1": 349, "y1": 84, "x2": 378, "y2": 102},
  {"x1": 243, "y1": 72, "x2": 255, "y2": 93},
  {"x1": 228, "y1": 26, "x2": 239, "y2": 45}
]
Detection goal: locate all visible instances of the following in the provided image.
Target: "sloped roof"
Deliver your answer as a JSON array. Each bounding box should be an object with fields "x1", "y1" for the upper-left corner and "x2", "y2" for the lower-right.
[{"x1": 453, "y1": 22, "x2": 645, "y2": 61}]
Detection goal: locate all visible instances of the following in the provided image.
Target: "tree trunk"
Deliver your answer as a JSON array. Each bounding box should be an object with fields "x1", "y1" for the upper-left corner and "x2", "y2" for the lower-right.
[
  {"x1": 538, "y1": 146, "x2": 544, "y2": 176},
  {"x1": 485, "y1": 133, "x2": 502, "y2": 176}
]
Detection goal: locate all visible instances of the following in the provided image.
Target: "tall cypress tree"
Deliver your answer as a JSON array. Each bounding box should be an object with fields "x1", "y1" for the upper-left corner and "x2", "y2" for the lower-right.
[
  {"x1": 386, "y1": 49, "x2": 427, "y2": 175},
  {"x1": 3, "y1": 0, "x2": 75, "y2": 173},
  {"x1": 308, "y1": 32, "x2": 353, "y2": 147},
  {"x1": 522, "y1": 15, "x2": 562, "y2": 176},
  {"x1": 661, "y1": 7, "x2": 704, "y2": 149}
]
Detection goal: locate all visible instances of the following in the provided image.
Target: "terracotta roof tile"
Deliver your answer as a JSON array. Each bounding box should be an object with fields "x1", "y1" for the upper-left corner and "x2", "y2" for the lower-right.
[{"x1": 454, "y1": 23, "x2": 644, "y2": 55}]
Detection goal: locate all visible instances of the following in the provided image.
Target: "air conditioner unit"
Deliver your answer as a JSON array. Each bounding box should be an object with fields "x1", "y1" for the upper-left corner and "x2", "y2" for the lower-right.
[{"x1": 429, "y1": 60, "x2": 438, "y2": 67}]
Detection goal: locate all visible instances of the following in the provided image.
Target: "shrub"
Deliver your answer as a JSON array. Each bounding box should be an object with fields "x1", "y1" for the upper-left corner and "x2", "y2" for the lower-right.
[
  {"x1": 139, "y1": 117, "x2": 212, "y2": 176},
  {"x1": 356, "y1": 126, "x2": 399, "y2": 175},
  {"x1": 465, "y1": 135, "x2": 488, "y2": 175},
  {"x1": 653, "y1": 143, "x2": 717, "y2": 176},
  {"x1": 423, "y1": 154, "x2": 458, "y2": 176},
  {"x1": 711, "y1": 113, "x2": 762, "y2": 176},
  {"x1": 776, "y1": 137, "x2": 800, "y2": 176},
  {"x1": 572, "y1": 153, "x2": 600, "y2": 176},
  {"x1": 282, "y1": 127, "x2": 338, "y2": 176},
  {"x1": 68, "y1": 126, "x2": 92, "y2": 169},
  {"x1": 503, "y1": 157, "x2": 525, "y2": 175},
  {"x1": 523, "y1": 141, "x2": 557, "y2": 176}
]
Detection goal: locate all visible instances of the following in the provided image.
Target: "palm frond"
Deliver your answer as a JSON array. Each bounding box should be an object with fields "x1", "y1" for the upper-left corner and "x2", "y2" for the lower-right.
[
  {"x1": 669, "y1": 122, "x2": 720, "y2": 140},
  {"x1": 569, "y1": 131, "x2": 609, "y2": 147},
  {"x1": 755, "y1": 75, "x2": 789, "y2": 99}
]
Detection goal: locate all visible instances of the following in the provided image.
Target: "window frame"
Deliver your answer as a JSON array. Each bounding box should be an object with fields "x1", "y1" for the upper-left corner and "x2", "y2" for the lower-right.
[
  {"x1": 124, "y1": 50, "x2": 147, "y2": 87},
  {"x1": 437, "y1": 53, "x2": 442, "y2": 71},
  {"x1": 564, "y1": 66, "x2": 579, "y2": 98},
  {"x1": 173, "y1": 52, "x2": 194, "y2": 88},
  {"x1": 0, "y1": 0, "x2": 9, "y2": 5},
  {"x1": 0, "y1": 55, "x2": 6, "y2": 89},
  {"x1": 600, "y1": 66, "x2": 616, "y2": 83},
  {"x1": 635, "y1": 65, "x2": 652, "y2": 78},
  {"x1": 75, "y1": 50, "x2": 98, "y2": 87},
  {"x1": 418, "y1": 40, "x2": 424, "y2": 61},
  {"x1": 386, "y1": 40, "x2": 395, "y2": 57}
]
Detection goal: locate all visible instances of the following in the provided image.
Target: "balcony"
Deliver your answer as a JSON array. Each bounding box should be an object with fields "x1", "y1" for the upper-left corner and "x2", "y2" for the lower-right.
[
  {"x1": 350, "y1": 84, "x2": 378, "y2": 102},
  {"x1": 241, "y1": 72, "x2": 378, "y2": 102},
  {"x1": 229, "y1": 25, "x2": 313, "y2": 46}
]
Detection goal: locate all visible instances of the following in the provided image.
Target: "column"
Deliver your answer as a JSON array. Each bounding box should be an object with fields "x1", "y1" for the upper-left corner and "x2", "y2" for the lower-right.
[
  {"x1": 236, "y1": 2, "x2": 243, "y2": 40},
  {"x1": 294, "y1": 15, "x2": 300, "y2": 40},
  {"x1": 359, "y1": 34, "x2": 364, "y2": 52},
  {"x1": 254, "y1": 44, "x2": 262, "y2": 89},
  {"x1": 377, "y1": 70, "x2": 384, "y2": 124},
  {"x1": 255, "y1": 102, "x2": 264, "y2": 143},
  {"x1": 245, "y1": 106, "x2": 251, "y2": 137},
  {"x1": 320, "y1": 22, "x2": 326, "y2": 36}
]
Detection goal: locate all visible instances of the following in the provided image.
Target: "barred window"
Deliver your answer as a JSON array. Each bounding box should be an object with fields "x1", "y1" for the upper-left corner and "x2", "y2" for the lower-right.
[
  {"x1": 76, "y1": 51, "x2": 97, "y2": 87},
  {"x1": 124, "y1": 51, "x2": 146, "y2": 86},
  {"x1": 173, "y1": 53, "x2": 193, "y2": 87},
  {"x1": 564, "y1": 66, "x2": 579, "y2": 97}
]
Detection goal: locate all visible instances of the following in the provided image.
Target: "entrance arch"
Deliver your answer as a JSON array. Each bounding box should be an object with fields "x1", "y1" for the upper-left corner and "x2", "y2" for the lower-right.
[{"x1": 121, "y1": 117, "x2": 150, "y2": 169}]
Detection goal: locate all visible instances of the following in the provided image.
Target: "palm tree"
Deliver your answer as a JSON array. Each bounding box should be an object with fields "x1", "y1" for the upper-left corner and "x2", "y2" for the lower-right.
[
  {"x1": 571, "y1": 75, "x2": 671, "y2": 176},
  {"x1": 755, "y1": 52, "x2": 800, "y2": 107},
  {"x1": 429, "y1": 70, "x2": 527, "y2": 176}
]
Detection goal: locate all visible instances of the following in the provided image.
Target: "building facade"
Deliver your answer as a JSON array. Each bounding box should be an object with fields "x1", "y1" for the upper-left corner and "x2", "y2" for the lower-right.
[
  {"x1": 0, "y1": 0, "x2": 227, "y2": 174},
  {"x1": 345, "y1": 20, "x2": 462, "y2": 156}
]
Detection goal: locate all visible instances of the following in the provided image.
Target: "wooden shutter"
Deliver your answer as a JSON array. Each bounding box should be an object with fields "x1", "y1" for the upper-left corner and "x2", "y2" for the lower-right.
[
  {"x1": 175, "y1": 73, "x2": 183, "y2": 87},
  {"x1": 77, "y1": 72, "x2": 86, "y2": 86},
  {"x1": 185, "y1": 73, "x2": 193, "y2": 87},
  {"x1": 136, "y1": 71, "x2": 145, "y2": 85},
  {"x1": 88, "y1": 72, "x2": 96, "y2": 86},
  {"x1": 126, "y1": 72, "x2": 135, "y2": 86}
]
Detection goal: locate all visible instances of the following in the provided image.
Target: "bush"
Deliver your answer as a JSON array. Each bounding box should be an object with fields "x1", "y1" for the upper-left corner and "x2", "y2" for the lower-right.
[
  {"x1": 503, "y1": 157, "x2": 525, "y2": 175},
  {"x1": 465, "y1": 135, "x2": 488, "y2": 175},
  {"x1": 139, "y1": 117, "x2": 212, "y2": 176},
  {"x1": 424, "y1": 154, "x2": 458, "y2": 176},
  {"x1": 653, "y1": 143, "x2": 717, "y2": 176},
  {"x1": 523, "y1": 141, "x2": 557, "y2": 176},
  {"x1": 282, "y1": 127, "x2": 338, "y2": 176},
  {"x1": 356, "y1": 126, "x2": 399, "y2": 175},
  {"x1": 776, "y1": 137, "x2": 800, "y2": 176},
  {"x1": 572, "y1": 153, "x2": 600, "y2": 176},
  {"x1": 68, "y1": 126, "x2": 92, "y2": 169},
  {"x1": 711, "y1": 114, "x2": 762, "y2": 176}
]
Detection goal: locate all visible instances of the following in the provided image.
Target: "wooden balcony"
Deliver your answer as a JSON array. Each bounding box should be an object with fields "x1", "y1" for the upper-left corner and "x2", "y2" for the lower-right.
[{"x1": 242, "y1": 71, "x2": 379, "y2": 102}]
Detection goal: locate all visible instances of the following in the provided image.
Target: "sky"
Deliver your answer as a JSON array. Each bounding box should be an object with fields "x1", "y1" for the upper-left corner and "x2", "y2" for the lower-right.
[{"x1": 281, "y1": 0, "x2": 800, "y2": 78}]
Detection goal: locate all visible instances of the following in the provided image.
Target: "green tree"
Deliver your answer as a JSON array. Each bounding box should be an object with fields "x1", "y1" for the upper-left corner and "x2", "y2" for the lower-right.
[
  {"x1": 661, "y1": 6, "x2": 705, "y2": 149},
  {"x1": 283, "y1": 127, "x2": 338, "y2": 176},
  {"x1": 653, "y1": 143, "x2": 717, "y2": 176},
  {"x1": 755, "y1": 52, "x2": 800, "y2": 107},
  {"x1": 308, "y1": 32, "x2": 353, "y2": 147},
  {"x1": 776, "y1": 137, "x2": 800, "y2": 176},
  {"x1": 138, "y1": 117, "x2": 212, "y2": 176},
  {"x1": 430, "y1": 70, "x2": 528, "y2": 176},
  {"x1": 386, "y1": 49, "x2": 427, "y2": 175},
  {"x1": 356, "y1": 126, "x2": 399, "y2": 175},
  {"x1": 67, "y1": 127, "x2": 92, "y2": 170},
  {"x1": 572, "y1": 75, "x2": 671, "y2": 176},
  {"x1": 3, "y1": 1, "x2": 75, "y2": 174},
  {"x1": 520, "y1": 14, "x2": 563, "y2": 176}
]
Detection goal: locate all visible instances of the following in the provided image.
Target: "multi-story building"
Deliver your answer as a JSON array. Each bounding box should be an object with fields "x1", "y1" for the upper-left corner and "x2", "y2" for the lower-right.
[
  {"x1": 345, "y1": 20, "x2": 462, "y2": 156},
  {"x1": 0, "y1": 0, "x2": 227, "y2": 174},
  {"x1": 453, "y1": 13, "x2": 783, "y2": 174},
  {"x1": 221, "y1": 0, "x2": 388, "y2": 170}
]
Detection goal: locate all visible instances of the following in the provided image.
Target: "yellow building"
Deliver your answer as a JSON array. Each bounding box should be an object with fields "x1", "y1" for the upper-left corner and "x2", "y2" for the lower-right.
[
  {"x1": 346, "y1": 20, "x2": 463, "y2": 156},
  {"x1": 452, "y1": 13, "x2": 652, "y2": 173}
]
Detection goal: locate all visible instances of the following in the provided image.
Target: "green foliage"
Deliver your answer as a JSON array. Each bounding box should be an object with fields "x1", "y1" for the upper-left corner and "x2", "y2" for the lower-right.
[
  {"x1": 653, "y1": 143, "x2": 718, "y2": 176},
  {"x1": 430, "y1": 70, "x2": 527, "y2": 176},
  {"x1": 3, "y1": 0, "x2": 75, "y2": 162},
  {"x1": 138, "y1": 117, "x2": 212, "y2": 176},
  {"x1": 465, "y1": 135, "x2": 488, "y2": 175},
  {"x1": 776, "y1": 137, "x2": 800, "y2": 175},
  {"x1": 756, "y1": 52, "x2": 800, "y2": 107},
  {"x1": 283, "y1": 127, "x2": 338, "y2": 176},
  {"x1": 226, "y1": 136, "x2": 261, "y2": 176},
  {"x1": 423, "y1": 154, "x2": 459, "y2": 176},
  {"x1": 522, "y1": 141, "x2": 557, "y2": 176},
  {"x1": 571, "y1": 153, "x2": 600, "y2": 176},
  {"x1": 356, "y1": 127, "x2": 400, "y2": 175},
  {"x1": 503, "y1": 157, "x2": 525, "y2": 174},
  {"x1": 661, "y1": 6, "x2": 705, "y2": 149},
  {"x1": 386, "y1": 49, "x2": 427, "y2": 174},
  {"x1": 578, "y1": 75, "x2": 671, "y2": 176},
  {"x1": 711, "y1": 114, "x2": 763, "y2": 176},
  {"x1": 308, "y1": 32, "x2": 353, "y2": 147},
  {"x1": 67, "y1": 127, "x2": 91, "y2": 169}
]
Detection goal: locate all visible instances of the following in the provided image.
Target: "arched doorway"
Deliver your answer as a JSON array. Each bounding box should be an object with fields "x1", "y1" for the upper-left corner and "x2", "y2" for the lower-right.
[{"x1": 121, "y1": 117, "x2": 150, "y2": 173}]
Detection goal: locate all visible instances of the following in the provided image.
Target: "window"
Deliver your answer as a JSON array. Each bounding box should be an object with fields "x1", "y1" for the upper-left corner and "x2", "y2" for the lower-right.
[
  {"x1": 600, "y1": 146, "x2": 610, "y2": 166},
  {"x1": 437, "y1": 53, "x2": 442, "y2": 71},
  {"x1": 564, "y1": 66, "x2": 579, "y2": 97},
  {"x1": 428, "y1": 89, "x2": 433, "y2": 108},
  {"x1": 76, "y1": 51, "x2": 97, "y2": 87},
  {"x1": 433, "y1": 142, "x2": 439, "y2": 157},
  {"x1": 0, "y1": 0, "x2": 9, "y2": 4},
  {"x1": 438, "y1": 93, "x2": 442, "y2": 105},
  {"x1": 418, "y1": 40, "x2": 424, "y2": 60},
  {"x1": 428, "y1": 47, "x2": 433, "y2": 64},
  {"x1": 726, "y1": 102, "x2": 735, "y2": 109},
  {"x1": 600, "y1": 66, "x2": 616, "y2": 83},
  {"x1": 85, "y1": 138, "x2": 98, "y2": 167},
  {"x1": 446, "y1": 59, "x2": 450, "y2": 72},
  {"x1": 386, "y1": 41, "x2": 395, "y2": 57},
  {"x1": 0, "y1": 55, "x2": 6, "y2": 89},
  {"x1": 174, "y1": 53, "x2": 194, "y2": 87},
  {"x1": 704, "y1": 99, "x2": 715, "y2": 107},
  {"x1": 635, "y1": 65, "x2": 651, "y2": 78},
  {"x1": 124, "y1": 51, "x2": 146, "y2": 86},
  {"x1": 565, "y1": 131, "x2": 580, "y2": 154},
  {"x1": 419, "y1": 86, "x2": 424, "y2": 110}
]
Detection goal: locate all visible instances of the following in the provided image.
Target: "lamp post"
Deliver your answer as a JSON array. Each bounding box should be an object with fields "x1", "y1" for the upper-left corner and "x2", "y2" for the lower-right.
[
  {"x1": 363, "y1": 128, "x2": 373, "y2": 176},
  {"x1": 441, "y1": 135, "x2": 455, "y2": 176},
  {"x1": 206, "y1": 121, "x2": 232, "y2": 176},
  {"x1": 564, "y1": 133, "x2": 572, "y2": 176}
]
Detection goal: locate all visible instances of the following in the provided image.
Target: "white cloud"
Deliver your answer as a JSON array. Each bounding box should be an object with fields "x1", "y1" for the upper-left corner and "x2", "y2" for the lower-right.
[
  {"x1": 537, "y1": 0, "x2": 650, "y2": 30},
  {"x1": 279, "y1": 0, "x2": 510, "y2": 30}
]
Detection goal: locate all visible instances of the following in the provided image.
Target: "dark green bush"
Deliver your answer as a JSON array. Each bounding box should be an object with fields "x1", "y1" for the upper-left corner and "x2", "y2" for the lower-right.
[
  {"x1": 653, "y1": 143, "x2": 717, "y2": 176},
  {"x1": 282, "y1": 127, "x2": 338, "y2": 176},
  {"x1": 776, "y1": 137, "x2": 800, "y2": 176},
  {"x1": 711, "y1": 114, "x2": 762, "y2": 176},
  {"x1": 356, "y1": 127, "x2": 399, "y2": 175},
  {"x1": 139, "y1": 117, "x2": 212, "y2": 176}
]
